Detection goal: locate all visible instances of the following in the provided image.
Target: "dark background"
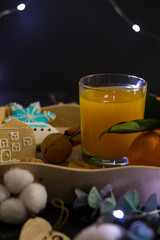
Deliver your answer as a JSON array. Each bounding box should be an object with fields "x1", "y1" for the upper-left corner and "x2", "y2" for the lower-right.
[{"x1": 0, "y1": 0, "x2": 160, "y2": 106}]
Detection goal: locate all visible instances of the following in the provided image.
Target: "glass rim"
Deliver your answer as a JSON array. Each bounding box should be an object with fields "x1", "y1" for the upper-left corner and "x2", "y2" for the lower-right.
[{"x1": 79, "y1": 73, "x2": 148, "y2": 92}]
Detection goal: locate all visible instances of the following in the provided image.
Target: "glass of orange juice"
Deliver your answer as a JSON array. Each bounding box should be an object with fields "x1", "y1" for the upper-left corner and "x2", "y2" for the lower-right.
[{"x1": 79, "y1": 73, "x2": 147, "y2": 167}]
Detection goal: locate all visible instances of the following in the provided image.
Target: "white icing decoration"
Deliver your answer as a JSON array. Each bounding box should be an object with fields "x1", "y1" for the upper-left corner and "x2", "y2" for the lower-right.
[
  {"x1": 10, "y1": 132, "x2": 19, "y2": 141},
  {"x1": 12, "y1": 143, "x2": 21, "y2": 152},
  {"x1": 0, "y1": 149, "x2": 11, "y2": 162},
  {"x1": 23, "y1": 137, "x2": 32, "y2": 147},
  {"x1": 0, "y1": 139, "x2": 8, "y2": 148},
  {"x1": 12, "y1": 103, "x2": 23, "y2": 111}
]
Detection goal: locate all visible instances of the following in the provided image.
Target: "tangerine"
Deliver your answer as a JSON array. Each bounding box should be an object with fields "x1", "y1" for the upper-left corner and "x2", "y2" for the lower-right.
[{"x1": 127, "y1": 129, "x2": 160, "y2": 166}]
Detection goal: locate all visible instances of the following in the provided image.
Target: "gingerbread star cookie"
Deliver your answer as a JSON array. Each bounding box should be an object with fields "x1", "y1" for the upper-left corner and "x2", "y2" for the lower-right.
[{"x1": 6, "y1": 102, "x2": 55, "y2": 123}]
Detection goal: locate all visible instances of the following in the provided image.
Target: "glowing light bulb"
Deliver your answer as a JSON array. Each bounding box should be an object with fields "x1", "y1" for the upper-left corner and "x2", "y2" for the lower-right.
[
  {"x1": 113, "y1": 210, "x2": 124, "y2": 219},
  {"x1": 17, "y1": 3, "x2": 26, "y2": 11},
  {"x1": 132, "y1": 24, "x2": 141, "y2": 32}
]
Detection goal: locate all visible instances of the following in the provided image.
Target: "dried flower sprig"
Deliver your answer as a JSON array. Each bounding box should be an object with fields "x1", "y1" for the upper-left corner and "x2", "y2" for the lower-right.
[{"x1": 73, "y1": 184, "x2": 160, "y2": 240}]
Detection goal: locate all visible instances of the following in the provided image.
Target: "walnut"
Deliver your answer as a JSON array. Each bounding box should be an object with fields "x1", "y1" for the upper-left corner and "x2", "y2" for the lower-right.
[{"x1": 40, "y1": 133, "x2": 72, "y2": 163}]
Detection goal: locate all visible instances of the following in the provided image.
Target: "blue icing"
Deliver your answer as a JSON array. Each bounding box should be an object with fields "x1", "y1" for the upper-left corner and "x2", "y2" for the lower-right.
[
  {"x1": 29, "y1": 124, "x2": 49, "y2": 128},
  {"x1": 6, "y1": 102, "x2": 55, "y2": 123}
]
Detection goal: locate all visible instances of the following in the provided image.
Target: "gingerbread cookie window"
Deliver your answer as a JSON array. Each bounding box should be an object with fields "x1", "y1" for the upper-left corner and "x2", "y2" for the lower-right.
[
  {"x1": 0, "y1": 139, "x2": 8, "y2": 148},
  {"x1": 0, "y1": 149, "x2": 11, "y2": 162},
  {"x1": 10, "y1": 132, "x2": 19, "y2": 141},
  {"x1": 23, "y1": 137, "x2": 32, "y2": 147},
  {"x1": 12, "y1": 143, "x2": 21, "y2": 152}
]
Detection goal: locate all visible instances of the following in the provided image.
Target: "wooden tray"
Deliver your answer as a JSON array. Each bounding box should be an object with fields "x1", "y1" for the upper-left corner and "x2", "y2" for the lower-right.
[
  {"x1": 0, "y1": 163, "x2": 160, "y2": 204},
  {"x1": 0, "y1": 104, "x2": 160, "y2": 204}
]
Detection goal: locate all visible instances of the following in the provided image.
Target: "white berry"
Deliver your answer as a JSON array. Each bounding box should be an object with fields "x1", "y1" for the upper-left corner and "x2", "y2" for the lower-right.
[
  {"x1": 19, "y1": 183, "x2": 47, "y2": 214},
  {"x1": 0, "y1": 198, "x2": 28, "y2": 224},
  {"x1": 3, "y1": 167, "x2": 34, "y2": 194}
]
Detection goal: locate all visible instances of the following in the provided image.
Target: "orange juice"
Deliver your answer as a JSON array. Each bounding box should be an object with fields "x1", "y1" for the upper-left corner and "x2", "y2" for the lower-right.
[{"x1": 80, "y1": 87, "x2": 146, "y2": 159}]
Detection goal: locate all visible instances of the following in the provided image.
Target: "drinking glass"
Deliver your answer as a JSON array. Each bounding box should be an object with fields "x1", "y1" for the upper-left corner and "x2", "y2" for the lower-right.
[{"x1": 79, "y1": 73, "x2": 147, "y2": 167}]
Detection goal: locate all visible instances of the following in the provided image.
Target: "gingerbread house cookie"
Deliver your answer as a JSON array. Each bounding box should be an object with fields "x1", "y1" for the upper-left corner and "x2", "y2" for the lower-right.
[{"x1": 0, "y1": 118, "x2": 36, "y2": 163}]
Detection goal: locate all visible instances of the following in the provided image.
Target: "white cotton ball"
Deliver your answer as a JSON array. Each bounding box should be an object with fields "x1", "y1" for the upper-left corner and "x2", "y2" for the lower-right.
[
  {"x1": 19, "y1": 183, "x2": 47, "y2": 214},
  {"x1": 3, "y1": 168, "x2": 34, "y2": 194},
  {"x1": 74, "y1": 223, "x2": 123, "y2": 240},
  {"x1": 0, "y1": 198, "x2": 28, "y2": 224},
  {"x1": 0, "y1": 184, "x2": 10, "y2": 203}
]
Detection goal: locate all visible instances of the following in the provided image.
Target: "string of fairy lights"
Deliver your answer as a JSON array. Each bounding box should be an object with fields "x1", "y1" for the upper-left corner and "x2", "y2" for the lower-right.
[
  {"x1": 0, "y1": 0, "x2": 159, "y2": 43},
  {"x1": 108, "y1": 0, "x2": 160, "y2": 43},
  {"x1": 0, "y1": 0, "x2": 32, "y2": 18}
]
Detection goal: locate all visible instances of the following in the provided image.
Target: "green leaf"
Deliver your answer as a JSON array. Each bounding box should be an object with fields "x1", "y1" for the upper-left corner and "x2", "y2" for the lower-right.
[
  {"x1": 145, "y1": 193, "x2": 158, "y2": 212},
  {"x1": 73, "y1": 188, "x2": 88, "y2": 209},
  {"x1": 100, "y1": 199, "x2": 115, "y2": 222},
  {"x1": 110, "y1": 191, "x2": 116, "y2": 205},
  {"x1": 88, "y1": 186, "x2": 102, "y2": 209},
  {"x1": 116, "y1": 190, "x2": 139, "y2": 214},
  {"x1": 100, "y1": 192, "x2": 116, "y2": 222},
  {"x1": 145, "y1": 94, "x2": 160, "y2": 119},
  {"x1": 101, "y1": 197, "x2": 116, "y2": 214},
  {"x1": 73, "y1": 195, "x2": 88, "y2": 209},
  {"x1": 99, "y1": 118, "x2": 160, "y2": 136},
  {"x1": 144, "y1": 193, "x2": 159, "y2": 224},
  {"x1": 75, "y1": 188, "x2": 87, "y2": 198},
  {"x1": 101, "y1": 192, "x2": 116, "y2": 214}
]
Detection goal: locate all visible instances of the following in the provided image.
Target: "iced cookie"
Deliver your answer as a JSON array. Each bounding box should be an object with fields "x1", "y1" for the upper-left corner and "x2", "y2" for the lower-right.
[
  {"x1": 0, "y1": 118, "x2": 36, "y2": 163},
  {"x1": 6, "y1": 102, "x2": 55, "y2": 123},
  {"x1": 29, "y1": 122, "x2": 59, "y2": 146},
  {"x1": 5, "y1": 102, "x2": 58, "y2": 146}
]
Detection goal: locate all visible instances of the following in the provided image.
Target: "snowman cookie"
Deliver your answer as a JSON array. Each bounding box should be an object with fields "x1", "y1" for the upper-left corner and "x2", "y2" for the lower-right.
[{"x1": 29, "y1": 122, "x2": 59, "y2": 146}]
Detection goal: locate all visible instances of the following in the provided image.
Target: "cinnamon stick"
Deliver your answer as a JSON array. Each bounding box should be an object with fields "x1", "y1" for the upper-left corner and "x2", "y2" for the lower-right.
[
  {"x1": 69, "y1": 133, "x2": 81, "y2": 146},
  {"x1": 64, "y1": 125, "x2": 80, "y2": 137},
  {"x1": 64, "y1": 126, "x2": 81, "y2": 146}
]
